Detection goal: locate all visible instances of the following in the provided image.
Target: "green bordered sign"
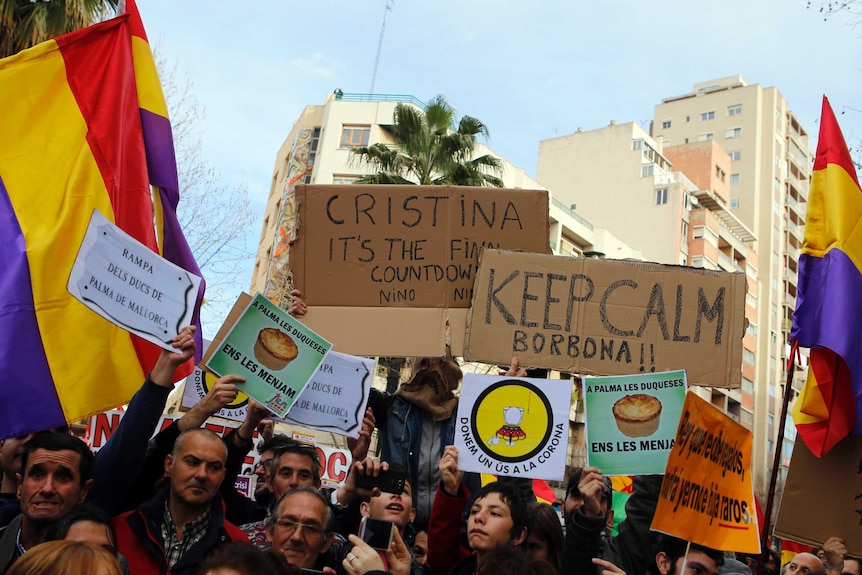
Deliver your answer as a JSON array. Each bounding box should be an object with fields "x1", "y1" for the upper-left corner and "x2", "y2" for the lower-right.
[{"x1": 584, "y1": 370, "x2": 687, "y2": 476}]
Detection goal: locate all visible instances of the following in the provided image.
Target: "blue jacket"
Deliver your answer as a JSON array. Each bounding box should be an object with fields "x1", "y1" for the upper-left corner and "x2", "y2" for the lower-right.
[{"x1": 368, "y1": 390, "x2": 479, "y2": 525}]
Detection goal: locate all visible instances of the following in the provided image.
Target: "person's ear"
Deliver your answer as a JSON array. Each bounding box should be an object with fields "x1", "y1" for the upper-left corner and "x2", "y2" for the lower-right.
[
  {"x1": 605, "y1": 509, "x2": 615, "y2": 531},
  {"x1": 359, "y1": 501, "x2": 371, "y2": 517},
  {"x1": 656, "y1": 552, "x2": 672, "y2": 575},
  {"x1": 409, "y1": 507, "x2": 416, "y2": 524},
  {"x1": 512, "y1": 526, "x2": 527, "y2": 546},
  {"x1": 164, "y1": 454, "x2": 173, "y2": 477},
  {"x1": 79, "y1": 479, "x2": 94, "y2": 502},
  {"x1": 15, "y1": 473, "x2": 21, "y2": 499},
  {"x1": 320, "y1": 533, "x2": 334, "y2": 554}
]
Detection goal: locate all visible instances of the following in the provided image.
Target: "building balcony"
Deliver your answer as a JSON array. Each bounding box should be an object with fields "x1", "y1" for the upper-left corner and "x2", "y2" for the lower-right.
[
  {"x1": 718, "y1": 251, "x2": 734, "y2": 272},
  {"x1": 786, "y1": 195, "x2": 806, "y2": 219},
  {"x1": 785, "y1": 218, "x2": 803, "y2": 241},
  {"x1": 785, "y1": 292, "x2": 797, "y2": 308},
  {"x1": 338, "y1": 92, "x2": 426, "y2": 108}
]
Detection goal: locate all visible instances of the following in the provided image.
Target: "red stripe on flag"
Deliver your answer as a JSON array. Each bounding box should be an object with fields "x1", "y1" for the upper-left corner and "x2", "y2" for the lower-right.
[
  {"x1": 55, "y1": 17, "x2": 163, "y2": 374},
  {"x1": 125, "y1": 0, "x2": 149, "y2": 43},
  {"x1": 813, "y1": 97, "x2": 860, "y2": 188}
]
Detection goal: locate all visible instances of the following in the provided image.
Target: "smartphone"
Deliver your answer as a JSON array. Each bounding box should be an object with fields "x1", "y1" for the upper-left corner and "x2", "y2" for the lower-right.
[
  {"x1": 359, "y1": 517, "x2": 395, "y2": 550},
  {"x1": 354, "y1": 465, "x2": 408, "y2": 495}
]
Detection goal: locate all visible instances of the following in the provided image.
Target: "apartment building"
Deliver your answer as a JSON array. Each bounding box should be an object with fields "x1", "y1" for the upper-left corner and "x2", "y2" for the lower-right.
[
  {"x1": 653, "y1": 76, "x2": 811, "y2": 494},
  {"x1": 535, "y1": 120, "x2": 772, "y2": 493}
]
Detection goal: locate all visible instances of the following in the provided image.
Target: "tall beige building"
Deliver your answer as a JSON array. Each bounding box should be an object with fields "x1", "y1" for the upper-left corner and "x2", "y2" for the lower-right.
[
  {"x1": 535, "y1": 119, "x2": 770, "y2": 490},
  {"x1": 653, "y1": 76, "x2": 810, "y2": 495}
]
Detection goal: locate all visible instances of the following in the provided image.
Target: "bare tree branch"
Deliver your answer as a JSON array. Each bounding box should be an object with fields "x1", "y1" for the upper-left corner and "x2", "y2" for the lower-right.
[{"x1": 155, "y1": 48, "x2": 256, "y2": 330}]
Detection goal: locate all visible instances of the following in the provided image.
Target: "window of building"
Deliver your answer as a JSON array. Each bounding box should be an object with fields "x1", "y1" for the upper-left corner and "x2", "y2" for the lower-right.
[
  {"x1": 632, "y1": 139, "x2": 644, "y2": 151},
  {"x1": 767, "y1": 439, "x2": 774, "y2": 453},
  {"x1": 742, "y1": 378, "x2": 754, "y2": 394},
  {"x1": 730, "y1": 197, "x2": 740, "y2": 209},
  {"x1": 333, "y1": 175, "x2": 360, "y2": 185},
  {"x1": 729, "y1": 150, "x2": 741, "y2": 161},
  {"x1": 746, "y1": 292, "x2": 757, "y2": 307},
  {"x1": 725, "y1": 127, "x2": 742, "y2": 139},
  {"x1": 730, "y1": 173, "x2": 741, "y2": 185},
  {"x1": 769, "y1": 414, "x2": 775, "y2": 427},
  {"x1": 655, "y1": 188, "x2": 668, "y2": 205},
  {"x1": 741, "y1": 409, "x2": 753, "y2": 424},
  {"x1": 774, "y1": 178, "x2": 781, "y2": 192},
  {"x1": 701, "y1": 111, "x2": 715, "y2": 121},
  {"x1": 746, "y1": 322, "x2": 757, "y2": 337},
  {"x1": 340, "y1": 126, "x2": 370, "y2": 148},
  {"x1": 692, "y1": 226, "x2": 705, "y2": 239},
  {"x1": 691, "y1": 256, "x2": 704, "y2": 268},
  {"x1": 686, "y1": 115, "x2": 690, "y2": 122},
  {"x1": 642, "y1": 164, "x2": 655, "y2": 177},
  {"x1": 715, "y1": 166, "x2": 726, "y2": 182},
  {"x1": 661, "y1": 120, "x2": 672, "y2": 129},
  {"x1": 728, "y1": 104, "x2": 743, "y2": 116},
  {"x1": 743, "y1": 348, "x2": 756, "y2": 364},
  {"x1": 769, "y1": 383, "x2": 776, "y2": 397},
  {"x1": 697, "y1": 132, "x2": 714, "y2": 142},
  {"x1": 681, "y1": 220, "x2": 689, "y2": 238},
  {"x1": 680, "y1": 253, "x2": 688, "y2": 265}
]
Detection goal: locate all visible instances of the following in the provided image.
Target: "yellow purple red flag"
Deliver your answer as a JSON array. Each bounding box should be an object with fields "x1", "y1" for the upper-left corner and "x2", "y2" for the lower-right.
[
  {"x1": 790, "y1": 97, "x2": 862, "y2": 457},
  {"x1": 0, "y1": 1, "x2": 203, "y2": 437}
]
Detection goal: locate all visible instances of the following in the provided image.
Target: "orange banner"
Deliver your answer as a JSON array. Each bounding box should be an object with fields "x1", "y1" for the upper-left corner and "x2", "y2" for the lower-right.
[{"x1": 650, "y1": 392, "x2": 759, "y2": 554}]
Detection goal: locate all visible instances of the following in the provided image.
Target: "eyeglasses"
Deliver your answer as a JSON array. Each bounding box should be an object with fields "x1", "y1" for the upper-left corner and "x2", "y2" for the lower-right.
[{"x1": 274, "y1": 519, "x2": 326, "y2": 541}]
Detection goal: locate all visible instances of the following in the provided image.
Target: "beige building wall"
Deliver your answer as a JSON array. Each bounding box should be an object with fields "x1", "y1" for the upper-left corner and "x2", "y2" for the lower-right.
[
  {"x1": 537, "y1": 122, "x2": 688, "y2": 265},
  {"x1": 653, "y1": 76, "x2": 811, "y2": 497}
]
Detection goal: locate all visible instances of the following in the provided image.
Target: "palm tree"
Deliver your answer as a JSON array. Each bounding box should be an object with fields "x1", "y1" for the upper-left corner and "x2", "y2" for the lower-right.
[
  {"x1": 1, "y1": 0, "x2": 117, "y2": 58},
  {"x1": 351, "y1": 94, "x2": 504, "y2": 188},
  {"x1": 351, "y1": 95, "x2": 503, "y2": 392}
]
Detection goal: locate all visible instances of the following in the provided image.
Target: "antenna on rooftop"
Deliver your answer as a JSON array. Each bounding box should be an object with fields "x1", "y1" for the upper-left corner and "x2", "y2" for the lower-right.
[{"x1": 370, "y1": 0, "x2": 394, "y2": 94}]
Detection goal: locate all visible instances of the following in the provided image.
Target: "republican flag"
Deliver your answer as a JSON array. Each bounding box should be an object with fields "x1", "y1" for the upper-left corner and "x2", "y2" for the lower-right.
[
  {"x1": 0, "y1": 0, "x2": 203, "y2": 438},
  {"x1": 790, "y1": 96, "x2": 862, "y2": 457}
]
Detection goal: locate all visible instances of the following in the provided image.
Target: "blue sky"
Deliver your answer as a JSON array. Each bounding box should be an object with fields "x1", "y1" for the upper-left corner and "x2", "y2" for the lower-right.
[{"x1": 139, "y1": 0, "x2": 862, "y2": 328}]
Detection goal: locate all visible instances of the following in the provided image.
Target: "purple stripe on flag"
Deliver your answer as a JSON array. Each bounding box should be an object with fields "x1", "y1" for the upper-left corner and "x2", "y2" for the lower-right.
[
  {"x1": 0, "y1": 177, "x2": 67, "y2": 439},
  {"x1": 140, "y1": 109, "x2": 178, "y2": 203},
  {"x1": 157, "y1": 186, "x2": 205, "y2": 361},
  {"x1": 792, "y1": 249, "x2": 862, "y2": 433}
]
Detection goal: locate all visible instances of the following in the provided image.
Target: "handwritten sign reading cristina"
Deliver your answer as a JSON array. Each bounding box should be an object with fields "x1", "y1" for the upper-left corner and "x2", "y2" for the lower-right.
[
  {"x1": 205, "y1": 293, "x2": 332, "y2": 418},
  {"x1": 68, "y1": 210, "x2": 201, "y2": 351},
  {"x1": 291, "y1": 185, "x2": 550, "y2": 308}
]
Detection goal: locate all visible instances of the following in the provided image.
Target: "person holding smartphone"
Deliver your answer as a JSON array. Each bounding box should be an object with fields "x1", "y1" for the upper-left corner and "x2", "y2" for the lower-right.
[{"x1": 327, "y1": 456, "x2": 429, "y2": 575}]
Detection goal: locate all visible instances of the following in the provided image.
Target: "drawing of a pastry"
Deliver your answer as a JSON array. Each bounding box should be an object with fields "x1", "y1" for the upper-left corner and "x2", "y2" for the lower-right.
[
  {"x1": 253, "y1": 328, "x2": 298, "y2": 371},
  {"x1": 612, "y1": 393, "x2": 662, "y2": 438}
]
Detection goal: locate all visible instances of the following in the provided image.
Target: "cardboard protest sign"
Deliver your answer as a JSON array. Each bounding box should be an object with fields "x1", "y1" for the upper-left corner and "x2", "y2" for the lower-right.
[
  {"x1": 204, "y1": 293, "x2": 332, "y2": 418},
  {"x1": 283, "y1": 351, "x2": 373, "y2": 438},
  {"x1": 454, "y1": 374, "x2": 570, "y2": 480},
  {"x1": 464, "y1": 249, "x2": 746, "y2": 388},
  {"x1": 775, "y1": 436, "x2": 862, "y2": 556},
  {"x1": 182, "y1": 339, "x2": 251, "y2": 422},
  {"x1": 290, "y1": 184, "x2": 549, "y2": 357},
  {"x1": 68, "y1": 210, "x2": 201, "y2": 351},
  {"x1": 584, "y1": 370, "x2": 687, "y2": 476},
  {"x1": 651, "y1": 392, "x2": 759, "y2": 554}
]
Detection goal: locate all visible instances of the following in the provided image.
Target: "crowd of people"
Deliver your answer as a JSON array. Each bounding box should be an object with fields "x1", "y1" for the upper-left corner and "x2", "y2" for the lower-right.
[{"x1": 0, "y1": 293, "x2": 851, "y2": 575}]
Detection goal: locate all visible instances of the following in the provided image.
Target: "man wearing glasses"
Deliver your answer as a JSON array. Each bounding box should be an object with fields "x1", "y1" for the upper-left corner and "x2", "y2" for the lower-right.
[{"x1": 267, "y1": 486, "x2": 335, "y2": 571}]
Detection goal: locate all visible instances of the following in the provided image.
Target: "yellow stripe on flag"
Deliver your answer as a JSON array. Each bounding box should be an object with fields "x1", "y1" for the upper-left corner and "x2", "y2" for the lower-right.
[{"x1": 0, "y1": 40, "x2": 145, "y2": 418}]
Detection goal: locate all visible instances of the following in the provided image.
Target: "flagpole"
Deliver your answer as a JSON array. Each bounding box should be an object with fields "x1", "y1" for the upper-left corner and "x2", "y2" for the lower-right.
[{"x1": 757, "y1": 340, "x2": 799, "y2": 575}]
